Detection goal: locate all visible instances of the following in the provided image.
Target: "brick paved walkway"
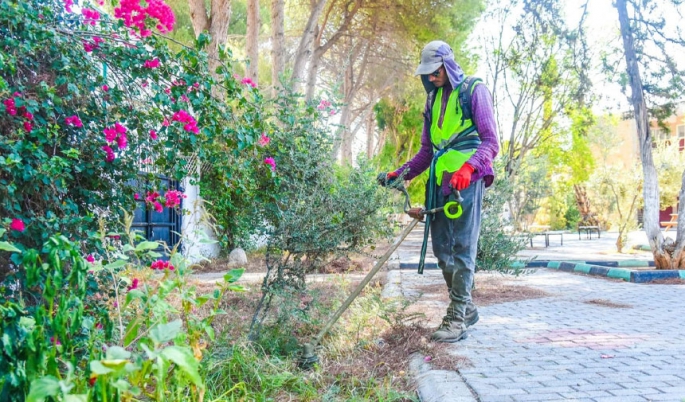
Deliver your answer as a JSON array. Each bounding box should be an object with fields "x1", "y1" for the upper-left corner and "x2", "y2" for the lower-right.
[{"x1": 390, "y1": 226, "x2": 685, "y2": 402}]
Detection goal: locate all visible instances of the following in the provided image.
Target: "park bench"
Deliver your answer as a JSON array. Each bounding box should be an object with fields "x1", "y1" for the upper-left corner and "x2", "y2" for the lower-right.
[
  {"x1": 529, "y1": 230, "x2": 564, "y2": 247},
  {"x1": 578, "y1": 225, "x2": 600, "y2": 240},
  {"x1": 660, "y1": 213, "x2": 678, "y2": 232}
]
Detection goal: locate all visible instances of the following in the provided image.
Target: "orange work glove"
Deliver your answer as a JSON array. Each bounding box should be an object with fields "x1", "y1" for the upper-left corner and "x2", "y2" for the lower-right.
[{"x1": 449, "y1": 163, "x2": 475, "y2": 191}]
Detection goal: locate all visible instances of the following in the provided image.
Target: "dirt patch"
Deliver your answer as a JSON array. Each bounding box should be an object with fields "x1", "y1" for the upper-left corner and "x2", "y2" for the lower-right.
[
  {"x1": 645, "y1": 278, "x2": 685, "y2": 285},
  {"x1": 584, "y1": 298, "x2": 632, "y2": 309},
  {"x1": 412, "y1": 275, "x2": 550, "y2": 306},
  {"x1": 193, "y1": 238, "x2": 395, "y2": 275}
]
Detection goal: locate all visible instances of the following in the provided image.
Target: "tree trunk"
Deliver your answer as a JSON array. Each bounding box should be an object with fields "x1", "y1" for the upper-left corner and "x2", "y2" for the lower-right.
[
  {"x1": 616, "y1": 0, "x2": 670, "y2": 267},
  {"x1": 305, "y1": 47, "x2": 323, "y2": 102},
  {"x1": 270, "y1": 0, "x2": 285, "y2": 95},
  {"x1": 366, "y1": 105, "x2": 374, "y2": 157},
  {"x1": 246, "y1": 0, "x2": 260, "y2": 84},
  {"x1": 291, "y1": 0, "x2": 328, "y2": 93},
  {"x1": 188, "y1": 0, "x2": 232, "y2": 76}
]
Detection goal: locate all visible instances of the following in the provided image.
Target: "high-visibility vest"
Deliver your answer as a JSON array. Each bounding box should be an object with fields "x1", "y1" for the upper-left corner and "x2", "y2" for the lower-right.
[{"x1": 429, "y1": 80, "x2": 482, "y2": 185}]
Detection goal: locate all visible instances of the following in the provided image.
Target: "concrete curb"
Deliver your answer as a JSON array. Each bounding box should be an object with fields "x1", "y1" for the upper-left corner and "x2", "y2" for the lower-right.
[
  {"x1": 409, "y1": 353, "x2": 477, "y2": 402},
  {"x1": 536, "y1": 260, "x2": 685, "y2": 283}
]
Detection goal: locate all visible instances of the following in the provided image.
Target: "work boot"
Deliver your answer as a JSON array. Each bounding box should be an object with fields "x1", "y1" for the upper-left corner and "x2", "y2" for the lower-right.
[
  {"x1": 430, "y1": 316, "x2": 468, "y2": 343},
  {"x1": 465, "y1": 303, "x2": 479, "y2": 328}
]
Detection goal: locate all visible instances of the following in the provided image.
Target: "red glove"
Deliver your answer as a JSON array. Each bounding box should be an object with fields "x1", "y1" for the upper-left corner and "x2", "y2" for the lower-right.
[{"x1": 450, "y1": 163, "x2": 474, "y2": 190}]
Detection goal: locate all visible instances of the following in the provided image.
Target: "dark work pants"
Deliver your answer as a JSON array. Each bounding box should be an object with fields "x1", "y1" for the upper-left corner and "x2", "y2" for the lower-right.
[{"x1": 429, "y1": 179, "x2": 484, "y2": 322}]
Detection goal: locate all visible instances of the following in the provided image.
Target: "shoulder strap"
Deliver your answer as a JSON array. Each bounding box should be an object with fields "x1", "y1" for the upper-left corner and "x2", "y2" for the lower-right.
[{"x1": 458, "y1": 76, "x2": 483, "y2": 123}]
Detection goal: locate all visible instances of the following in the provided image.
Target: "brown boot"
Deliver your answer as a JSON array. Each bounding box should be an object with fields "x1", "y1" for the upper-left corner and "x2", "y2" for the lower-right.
[{"x1": 430, "y1": 317, "x2": 468, "y2": 343}]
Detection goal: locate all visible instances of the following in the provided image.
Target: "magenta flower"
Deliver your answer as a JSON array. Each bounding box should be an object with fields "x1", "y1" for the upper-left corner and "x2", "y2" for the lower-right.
[
  {"x1": 134, "y1": 193, "x2": 140, "y2": 200},
  {"x1": 85, "y1": 254, "x2": 95, "y2": 263},
  {"x1": 257, "y1": 132, "x2": 270, "y2": 147},
  {"x1": 149, "y1": 129, "x2": 158, "y2": 140},
  {"x1": 143, "y1": 58, "x2": 160, "y2": 69},
  {"x1": 180, "y1": 94, "x2": 189, "y2": 103},
  {"x1": 127, "y1": 278, "x2": 140, "y2": 291},
  {"x1": 153, "y1": 201, "x2": 163, "y2": 213},
  {"x1": 264, "y1": 157, "x2": 276, "y2": 172},
  {"x1": 145, "y1": 191, "x2": 160, "y2": 204},
  {"x1": 9, "y1": 218, "x2": 25, "y2": 232},
  {"x1": 162, "y1": 118, "x2": 170, "y2": 127},
  {"x1": 50, "y1": 336, "x2": 61, "y2": 346},
  {"x1": 114, "y1": 0, "x2": 176, "y2": 35},
  {"x1": 3, "y1": 98, "x2": 16, "y2": 115},
  {"x1": 102, "y1": 85, "x2": 109, "y2": 92},
  {"x1": 164, "y1": 190, "x2": 186, "y2": 208},
  {"x1": 63, "y1": 0, "x2": 73, "y2": 12},
  {"x1": 82, "y1": 8, "x2": 100, "y2": 25},
  {"x1": 83, "y1": 41, "x2": 97, "y2": 53},
  {"x1": 65, "y1": 115, "x2": 83, "y2": 127},
  {"x1": 241, "y1": 77, "x2": 257, "y2": 88},
  {"x1": 23, "y1": 121, "x2": 32, "y2": 132},
  {"x1": 102, "y1": 145, "x2": 115, "y2": 162},
  {"x1": 317, "y1": 99, "x2": 331, "y2": 110},
  {"x1": 172, "y1": 110, "x2": 199, "y2": 134},
  {"x1": 150, "y1": 259, "x2": 174, "y2": 271},
  {"x1": 23, "y1": 111, "x2": 33, "y2": 121}
]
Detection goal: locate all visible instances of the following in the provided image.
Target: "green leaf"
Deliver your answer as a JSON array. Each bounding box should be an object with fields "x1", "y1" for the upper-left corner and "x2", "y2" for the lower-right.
[
  {"x1": 104, "y1": 259, "x2": 127, "y2": 269},
  {"x1": 224, "y1": 268, "x2": 244, "y2": 284},
  {"x1": 135, "y1": 241, "x2": 159, "y2": 252},
  {"x1": 149, "y1": 320, "x2": 182, "y2": 345},
  {"x1": 160, "y1": 346, "x2": 203, "y2": 388},
  {"x1": 64, "y1": 395, "x2": 87, "y2": 402},
  {"x1": 27, "y1": 376, "x2": 60, "y2": 402},
  {"x1": 0, "y1": 228, "x2": 5, "y2": 237},
  {"x1": 106, "y1": 346, "x2": 131, "y2": 360},
  {"x1": 89, "y1": 361, "x2": 114, "y2": 375},
  {"x1": 0, "y1": 241, "x2": 21, "y2": 253}
]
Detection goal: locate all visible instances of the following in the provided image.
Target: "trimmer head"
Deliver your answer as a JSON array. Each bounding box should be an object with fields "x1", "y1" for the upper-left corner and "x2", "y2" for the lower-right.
[{"x1": 297, "y1": 342, "x2": 319, "y2": 370}]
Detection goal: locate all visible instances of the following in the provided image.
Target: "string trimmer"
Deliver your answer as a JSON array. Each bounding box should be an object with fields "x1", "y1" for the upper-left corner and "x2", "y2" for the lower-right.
[{"x1": 298, "y1": 180, "x2": 463, "y2": 369}]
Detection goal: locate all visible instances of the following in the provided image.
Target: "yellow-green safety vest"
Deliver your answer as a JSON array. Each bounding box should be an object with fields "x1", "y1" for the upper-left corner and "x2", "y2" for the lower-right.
[{"x1": 430, "y1": 84, "x2": 481, "y2": 185}]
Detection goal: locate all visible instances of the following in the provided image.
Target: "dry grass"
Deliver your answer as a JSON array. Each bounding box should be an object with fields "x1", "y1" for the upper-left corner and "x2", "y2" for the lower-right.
[
  {"x1": 412, "y1": 275, "x2": 550, "y2": 307},
  {"x1": 584, "y1": 298, "x2": 632, "y2": 309},
  {"x1": 645, "y1": 278, "x2": 685, "y2": 285}
]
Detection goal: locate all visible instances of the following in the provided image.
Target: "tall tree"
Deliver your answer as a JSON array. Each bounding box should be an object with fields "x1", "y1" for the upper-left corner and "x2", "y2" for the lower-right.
[
  {"x1": 613, "y1": 0, "x2": 685, "y2": 268},
  {"x1": 246, "y1": 0, "x2": 260, "y2": 83},
  {"x1": 270, "y1": 0, "x2": 285, "y2": 94},
  {"x1": 188, "y1": 0, "x2": 232, "y2": 74}
]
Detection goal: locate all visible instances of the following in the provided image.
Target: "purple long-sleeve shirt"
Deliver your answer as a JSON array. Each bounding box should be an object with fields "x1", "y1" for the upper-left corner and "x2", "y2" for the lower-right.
[{"x1": 394, "y1": 82, "x2": 499, "y2": 194}]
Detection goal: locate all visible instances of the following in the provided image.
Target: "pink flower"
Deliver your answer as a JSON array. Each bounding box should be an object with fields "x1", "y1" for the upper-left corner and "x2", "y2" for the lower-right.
[
  {"x1": 150, "y1": 259, "x2": 174, "y2": 271},
  {"x1": 329, "y1": 109, "x2": 336, "y2": 116},
  {"x1": 424, "y1": 355, "x2": 432, "y2": 362},
  {"x1": 104, "y1": 127, "x2": 117, "y2": 143},
  {"x1": 116, "y1": 132, "x2": 128, "y2": 149},
  {"x1": 102, "y1": 145, "x2": 115, "y2": 162},
  {"x1": 85, "y1": 254, "x2": 95, "y2": 263},
  {"x1": 164, "y1": 190, "x2": 186, "y2": 208},
  {"x1": 149, "y1": 129, "x2": 158, "y2": 140},
  {"x1": 102, "y1": 85, "x2": 109, "y2": 92},
  {"x1": 162, "y1": 118, "x2": 170, "y2": 127},
  {"x1": 257, "y1": 132, "x2": 270, "y2": 147},
  {"x1": 141, "y1": 158, "x2": 152, "y2": 164},
  {"x1": 23, "y1": 111, "x2": 33, "y2": 121},
  {"x1": 63, "y1": 0, "x2": 73, "y2": 12},
  {"x1": 65, "y1": 115, "x2": 83, "y2": 127},
  {"x1": 153, "y1": 201, "x2": 163, "y2": 213},
  {"x1": 115, "y1": 122, "x2": 127, "y2": 134},
  {"x1": 172, "y1": 110, "x2": 199, "y2": 133},
  {"x1": 50, "y1": 336, "x2": 61, "y2": 346},
  {"x1": 241, "y1": 77, "x2": 257, "y2": 88},
  {"x1": 141, "y1": 81, "x2": 148, "y2": 88},
  {"x1": 143, "y1": 58, "x2": 160, "y2": 69},
  {"x1": 83, "y1": 41, "x2": 97, "y2": 53},
  {"x1": 127, "y1": 278, "x2": 139, "y2": 291},
  {"x1": 134, "y1": 193, "x2": 140, "y2": 200},
  {"x1": 9, "y1": 218, "x2": 25, "y2": 232},
  {"x1": 114, "y1": 0, "x2": 176, "y2": 36},
  {"x1": 3, "y1": 98, "x2": 16, "y2": 115},
  {"x1": 93, "y1": 36, "x2": 104, "y2": 45},
  {"x1": 95, "y1": 322, "x2": 103, "y2": 330},
  {"x1": 23, "y1": 121, "x2": 32, "y2": 132},
  {"x1": 264, "y1": 157, "x2": 276, "y2": 172},
  {"x1": 317, "y1": 99, "x2": 331, "y2": 110},
  {"x1": 145, "y1": 191, "x2": 160, "y2": 204},
  {"x1": 82, "y1": 8, "x2": 100, "y2": 25},
  {"x1": 179, "y1": 94, "x2": 189, "y2": 103}
]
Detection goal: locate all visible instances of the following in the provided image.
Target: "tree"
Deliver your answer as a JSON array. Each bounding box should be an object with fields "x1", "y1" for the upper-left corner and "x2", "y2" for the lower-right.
[
  {"x1": 188, "y1": 0, "x2": 232, "y2": 73},
  {"x1": 246, "y1": 0, "x2": 260, "y2": 83},
  {"x1": 270, "y1": 0, "x2": 285, "y2": 94},
  {"x1": 613, "y1": 0, "x2": 685, "y2": 268}
]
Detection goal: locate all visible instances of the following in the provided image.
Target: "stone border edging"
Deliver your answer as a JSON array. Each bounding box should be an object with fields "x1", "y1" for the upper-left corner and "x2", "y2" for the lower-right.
[{"x1": 409, "y1": 353, "x2": 477, "y2": 402}]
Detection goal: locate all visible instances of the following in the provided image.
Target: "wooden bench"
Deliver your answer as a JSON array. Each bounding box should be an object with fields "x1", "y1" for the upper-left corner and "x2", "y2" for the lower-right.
[
  {"x1": 661, "y1": 213, "x2": 678, "y2": 232},
  {"x1": 578, "y1": 226, "x2": 600, "y2": 240}
]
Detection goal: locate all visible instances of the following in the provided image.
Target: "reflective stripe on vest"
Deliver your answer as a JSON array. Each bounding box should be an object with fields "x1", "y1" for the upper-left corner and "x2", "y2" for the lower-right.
[{"x1": 430, "y1": 85, "x2": 481, "y2": 185}]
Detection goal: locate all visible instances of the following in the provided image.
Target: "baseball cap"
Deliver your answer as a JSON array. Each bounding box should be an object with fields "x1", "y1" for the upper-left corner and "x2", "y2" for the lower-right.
[{"x1": 414, "y1": 40, "x2": 450, "y2": 76}]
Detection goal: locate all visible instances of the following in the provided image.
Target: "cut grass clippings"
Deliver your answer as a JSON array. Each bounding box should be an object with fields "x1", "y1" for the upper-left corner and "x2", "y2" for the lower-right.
[{"x1": 584, "y1": 298, "x2": 633, "y2": 309}]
